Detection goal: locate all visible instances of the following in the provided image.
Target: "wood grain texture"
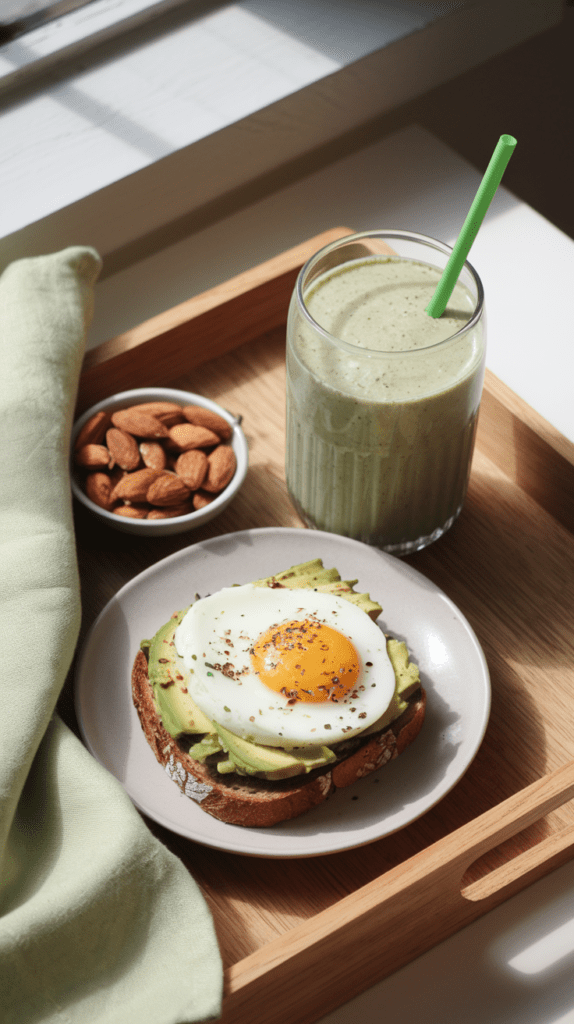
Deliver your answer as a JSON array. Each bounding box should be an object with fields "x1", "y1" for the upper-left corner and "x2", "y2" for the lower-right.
[
  {"x1": 76, "y1": 227, "x2": 353, "y2": 413},
  {"x1": 477, "y1": 367, "x2": 574, "y2": 533},
  {"x1": 221, "y1": 762, "x2": 574, "y2": 1024},
  {"x1": 64, "y1": 228, "x2": 574, "y2": 1024}
]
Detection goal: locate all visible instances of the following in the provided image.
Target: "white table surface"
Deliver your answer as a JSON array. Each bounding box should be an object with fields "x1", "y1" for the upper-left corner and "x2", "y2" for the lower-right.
[{"x1": 90, "y1": 124, "x2": 574, "y2": 1024}]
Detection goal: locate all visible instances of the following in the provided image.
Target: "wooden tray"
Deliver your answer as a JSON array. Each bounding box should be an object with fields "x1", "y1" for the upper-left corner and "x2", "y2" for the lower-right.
[{"x1": 67, "y1": 228, "x2": 574, "y2": 1024}]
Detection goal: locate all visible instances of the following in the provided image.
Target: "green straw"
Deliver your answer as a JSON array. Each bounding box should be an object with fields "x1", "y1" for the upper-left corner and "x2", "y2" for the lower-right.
[{"x1": 426, "y1": 134, "x2": 517, "y2": 318}]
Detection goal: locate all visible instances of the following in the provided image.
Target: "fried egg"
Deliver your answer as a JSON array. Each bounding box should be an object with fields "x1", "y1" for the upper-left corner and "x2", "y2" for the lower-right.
[{"x1": 174, "y1": 583, "x2": 395, "y2": 748}]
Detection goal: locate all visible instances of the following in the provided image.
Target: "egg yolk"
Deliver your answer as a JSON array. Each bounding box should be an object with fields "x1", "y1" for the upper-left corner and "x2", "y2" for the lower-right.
[{"x1": 251, "y1": 618, "x2": 360, "y2": 703}]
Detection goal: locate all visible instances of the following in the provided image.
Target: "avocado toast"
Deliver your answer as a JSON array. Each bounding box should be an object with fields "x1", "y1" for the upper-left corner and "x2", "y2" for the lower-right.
[{"x1": 131, "y1": 559, "x2": 426, "y2": 827}]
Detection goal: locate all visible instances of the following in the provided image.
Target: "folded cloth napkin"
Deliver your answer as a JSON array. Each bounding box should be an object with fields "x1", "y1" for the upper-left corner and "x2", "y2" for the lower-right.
[{"x1": 0, "y1": 248, "x2": 223, "y2": 1024}]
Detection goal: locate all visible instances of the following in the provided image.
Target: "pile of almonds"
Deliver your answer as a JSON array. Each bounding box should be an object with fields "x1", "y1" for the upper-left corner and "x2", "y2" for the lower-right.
[{"x1": 73, "y1": 400, "x2": 238, "y2": 520}]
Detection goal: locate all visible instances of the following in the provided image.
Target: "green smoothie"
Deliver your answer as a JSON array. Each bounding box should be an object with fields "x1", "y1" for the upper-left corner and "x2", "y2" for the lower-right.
[{"x1": 285, "y1": 252, "x2": 485, "y2": 553}]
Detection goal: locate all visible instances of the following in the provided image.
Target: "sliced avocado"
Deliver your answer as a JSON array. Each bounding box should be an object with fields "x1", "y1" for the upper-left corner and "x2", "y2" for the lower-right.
[
  {"x1": 213, "y1": 722, "x2": 337, "y2": 779},
  {"x1": 253, "y1": 558, "x2": 382, "y2": 620},
  {"x1": 187, "y1": 732, "x2": 223, "y2": 761},
  {"x1": 387, "y1": 637, "x2": 421, "y2": 698},
  {"x1": 147, "y1": 610, "x2": 212, "y2": 738},
  {"x1": 362, "y1": 638, "x2": 421, "y2": 735},
  {"x1": 143, "y1": 565, "x2": 418, "y2": 779},
  {"x1": 253, "y1": 558, "x2": 342, "y2": 589}
]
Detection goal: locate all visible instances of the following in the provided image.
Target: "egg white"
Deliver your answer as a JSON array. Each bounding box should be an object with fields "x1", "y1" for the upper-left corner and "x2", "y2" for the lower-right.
[{"x1": 174, "y1": 583, "x2": 395, "y2": 748}]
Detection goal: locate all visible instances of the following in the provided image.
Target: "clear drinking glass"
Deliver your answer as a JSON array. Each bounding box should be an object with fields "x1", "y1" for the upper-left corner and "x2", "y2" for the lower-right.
[{"x1": 285, "y1": 230, "x2": 486, "y2": 555}]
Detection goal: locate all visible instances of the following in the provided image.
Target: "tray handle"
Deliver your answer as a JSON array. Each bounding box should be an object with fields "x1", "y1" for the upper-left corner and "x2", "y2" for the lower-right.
[
  {"x1": 460, "y1": 758, "x2": 574, "y2": 902},
  {"x1": 224, "y1": 760, "x2": 574, "y2": 1024}
]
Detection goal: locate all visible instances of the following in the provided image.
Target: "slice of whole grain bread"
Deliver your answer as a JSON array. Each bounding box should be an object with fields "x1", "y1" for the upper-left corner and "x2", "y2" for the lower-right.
[{"x1": 131, "y1": 647, "x2": 426, "y2": 827}]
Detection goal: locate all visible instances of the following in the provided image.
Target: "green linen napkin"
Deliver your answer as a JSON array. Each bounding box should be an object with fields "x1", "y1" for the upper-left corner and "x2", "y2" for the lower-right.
[{"x1": 0, "y1": 248, "x2": 223, "y2": 1024}]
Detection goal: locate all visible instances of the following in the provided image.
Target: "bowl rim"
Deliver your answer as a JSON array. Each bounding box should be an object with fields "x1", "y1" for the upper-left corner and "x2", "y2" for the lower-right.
[{"x1": 70, "y1": 386, "x2": 248, "y2": 530}]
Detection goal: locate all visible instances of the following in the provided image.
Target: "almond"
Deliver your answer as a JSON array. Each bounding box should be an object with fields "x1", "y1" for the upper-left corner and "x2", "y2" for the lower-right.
[
  {"x1": 74, "y1": 443, "x2": 111, "y2": 468},
  {"x1": 192, "y1": 490, "x2": 215, "y2": 510},
  {"x1": 74, "y1": 410, "x2": 111, "y2": 450},
  {"x1": 147, "y1": 500, "x2": 195, "y2": 519},
  {"x1": 202, "y1": 444, "x2": 237, "y2": 492},
  {"x1": 110, "y1": 408, "x2": 169, "y2": 439},
  {"x1": 113, "y1": 504, "x2": 149, "y2": 519},
  {"x1": 129, "y1": 401, "x2": 186, "y2": 427},
  {"x1": 182, "y1": 405, "x2": 232, "y2": 440},
  {"x1": 106, "y1": 428, "x2": 141, "y2": 471},
  {"x1": 146, "y1": 472, "x2": 191, "y2": 506},
  {"x1": 174, "y1": 449, "x2": 208, "y2": 490},
  {"x1": 109, "y1": 464, "x2": 128, "y2": 487},
  {"x1": 168, "y1": 423, "x2": 220, "y2": 451},
  {"x1": 85, "y1": 472, "x2": 114, "y2": 509},
  {"x1": 111, "y1": 467, "x2": 160, "y2": 503},
  {"x1": 140, "y1": 441, "x2": 167, "y2": 472},
  {"x1": 77, "y1": 396, "x2": 242, "y2": 523}
]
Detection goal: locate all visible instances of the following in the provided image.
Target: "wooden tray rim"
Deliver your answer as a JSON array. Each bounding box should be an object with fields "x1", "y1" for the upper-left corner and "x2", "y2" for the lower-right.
[{"x1": 79, "y1": 228, "x2": 574, "y2": 1024}]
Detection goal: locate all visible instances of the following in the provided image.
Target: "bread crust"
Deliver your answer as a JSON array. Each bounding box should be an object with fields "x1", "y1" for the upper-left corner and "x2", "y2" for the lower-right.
[{"x1": 131, "y1": 648, "x2": 426, "y2": 827}]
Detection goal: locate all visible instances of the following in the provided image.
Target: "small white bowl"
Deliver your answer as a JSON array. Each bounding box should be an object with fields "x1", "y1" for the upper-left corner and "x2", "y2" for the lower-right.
[{"x1": 71, "y1": 387, "x2": 249, "y2": 536}]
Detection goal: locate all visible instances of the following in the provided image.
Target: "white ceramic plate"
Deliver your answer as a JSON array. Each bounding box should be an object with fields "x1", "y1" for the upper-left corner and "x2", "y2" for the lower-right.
[{"x1": 74, "y1": 528, "x2": 490, "y2": 858}]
